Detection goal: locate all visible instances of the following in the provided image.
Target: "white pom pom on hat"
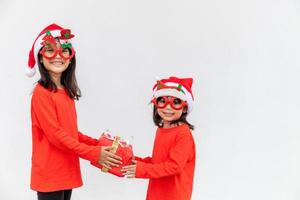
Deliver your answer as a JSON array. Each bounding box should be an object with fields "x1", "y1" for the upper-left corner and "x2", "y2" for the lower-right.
[{"x1": 152, "y1": 76, "x2": 194, "y2": 113}]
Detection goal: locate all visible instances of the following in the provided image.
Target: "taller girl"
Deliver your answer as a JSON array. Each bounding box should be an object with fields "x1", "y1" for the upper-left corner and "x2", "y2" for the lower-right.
[{"x1": 27, "y1": 23, "x2": 122, "y2": 200}]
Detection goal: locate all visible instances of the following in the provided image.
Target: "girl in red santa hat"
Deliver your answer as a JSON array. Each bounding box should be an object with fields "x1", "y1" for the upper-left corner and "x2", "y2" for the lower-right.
[
  {"x1": 122, "y1": 76, "x2": 196, "y2": 200},
  {"x1": 27, "y1": 23, "x2": 122, "y2": 200}
]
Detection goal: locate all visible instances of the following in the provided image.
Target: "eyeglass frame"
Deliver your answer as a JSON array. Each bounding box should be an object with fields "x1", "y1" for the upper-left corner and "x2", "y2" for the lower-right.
[
  {"x1": 151, "y1": 96, "x2": 187, "y2": 110},
  {"x1": 40, "y1": 45, "x2": 76, "y2": 60}
]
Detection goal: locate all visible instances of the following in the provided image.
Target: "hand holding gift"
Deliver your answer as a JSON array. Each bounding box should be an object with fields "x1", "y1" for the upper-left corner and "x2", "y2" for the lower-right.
[
  {"x1": 92, "y1": 132, "x2": 134, "y2": 177},
  {"x1": 98, "y1": 146, "x2": 123, "y2": 170},
  {"x1": 121, "y1": 159, "x2": 137, "y2": 178}
]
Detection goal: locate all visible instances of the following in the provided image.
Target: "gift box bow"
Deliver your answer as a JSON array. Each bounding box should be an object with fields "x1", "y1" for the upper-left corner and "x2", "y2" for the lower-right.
[{"x1": 101, "y1": 132, "x2": 131, "y2": 148}]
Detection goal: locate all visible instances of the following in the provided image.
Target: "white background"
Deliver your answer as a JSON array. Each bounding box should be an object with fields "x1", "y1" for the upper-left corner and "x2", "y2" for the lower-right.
[{"x1": 0, "y1": 0, "x2": 299, "y2": 199}]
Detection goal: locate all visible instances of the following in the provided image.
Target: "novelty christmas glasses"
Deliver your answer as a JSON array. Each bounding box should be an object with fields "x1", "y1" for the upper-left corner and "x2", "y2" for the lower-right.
[
  {"x1": 152, "y1": 96, "x2": 187, "y2": 110},
  {"x1": 39, "y1": 29, "x2": 75, "y2": 60},
  {"x1": 40, "y1": 45, "x2": 75, "y2": 60}
]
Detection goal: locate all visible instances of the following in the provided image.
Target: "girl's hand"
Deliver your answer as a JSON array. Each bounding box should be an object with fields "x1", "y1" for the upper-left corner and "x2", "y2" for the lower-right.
[
  {"x1": 98, "y1": 146, "x2": 122, "y2": 169},
  {"x1": 121, "y1": 160, "x2": 137, "y2": 178}
]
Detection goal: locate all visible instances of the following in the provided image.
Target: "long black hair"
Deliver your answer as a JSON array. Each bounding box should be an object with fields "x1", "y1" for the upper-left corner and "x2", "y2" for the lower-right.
[
  {"x1": 153, "y1": 106, "x2": 194, "y2": 130},
  {"x1": 37, "y1": 48, "x2": 81, "y2": 100}
]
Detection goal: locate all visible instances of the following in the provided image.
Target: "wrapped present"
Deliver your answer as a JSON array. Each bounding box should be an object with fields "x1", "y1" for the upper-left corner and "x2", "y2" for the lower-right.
[{"x1": 91, "y1": 132, "x2": 133, "y2": 177}]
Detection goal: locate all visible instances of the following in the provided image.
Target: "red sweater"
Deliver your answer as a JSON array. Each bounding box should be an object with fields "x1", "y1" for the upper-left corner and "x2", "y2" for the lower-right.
[
  {"x1": 135, "y1": 124, "x2": 196, "y2": 200},
  {"x1": 30, "y1": 84, "x2": 100, "y2": 192}
]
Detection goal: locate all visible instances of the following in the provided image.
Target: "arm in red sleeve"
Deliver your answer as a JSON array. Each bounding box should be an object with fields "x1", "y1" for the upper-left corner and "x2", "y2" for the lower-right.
[
  {"x1": 135, "y1": 156, "x2": 152, "y2": 163},
  {"x1": 135, "y1": 131, "x2": 193, "y2": 179},
  {"x1": 32, "y1": 90, "x2": 100, "y2": 163},
  {"x1": 78, "y1": 131, "x2": 99, "y2": 146}
]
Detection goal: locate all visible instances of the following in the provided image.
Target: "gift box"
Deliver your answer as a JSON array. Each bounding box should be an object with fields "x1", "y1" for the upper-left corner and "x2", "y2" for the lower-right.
[{"x1": 91, "y1": 132, "x2": 133, "y2": 177}]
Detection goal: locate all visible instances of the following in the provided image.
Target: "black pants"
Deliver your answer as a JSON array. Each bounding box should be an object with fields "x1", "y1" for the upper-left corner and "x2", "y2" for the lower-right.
[{"x1": 37, "y1": 189, "x2": 72, "y2": 200}]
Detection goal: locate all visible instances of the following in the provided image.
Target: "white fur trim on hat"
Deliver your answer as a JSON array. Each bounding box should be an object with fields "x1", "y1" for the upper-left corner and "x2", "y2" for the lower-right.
[{"x1": 154, "y1": 88, "x2": 187, "y2": 101}]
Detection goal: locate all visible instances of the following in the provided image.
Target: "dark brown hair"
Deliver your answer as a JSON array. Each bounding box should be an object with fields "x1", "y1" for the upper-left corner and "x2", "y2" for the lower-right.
[
  {"x1": 153, "y1": 106, "x2": 194, "y2": 130},
  {"x1": 37, "y1": 48, "x2": 81, "y2": 100}
]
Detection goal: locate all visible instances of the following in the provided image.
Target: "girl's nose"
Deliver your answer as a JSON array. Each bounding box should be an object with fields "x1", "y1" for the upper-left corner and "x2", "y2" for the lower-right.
[
  {"x1": 165, "y1": 103, "x2": 172, "y2": 109},
  {"x1": 55, "y1": 51, "x2": 62, "y2": 59}
]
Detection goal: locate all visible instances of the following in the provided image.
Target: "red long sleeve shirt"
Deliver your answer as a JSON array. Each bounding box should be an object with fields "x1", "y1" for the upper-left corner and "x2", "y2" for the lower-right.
[
  {"x1": 30, "y1": 84, "x2": 100, "y2": 192},
  {"x1": 135, "y1": 124, "x2": 196, "y2": 200}
]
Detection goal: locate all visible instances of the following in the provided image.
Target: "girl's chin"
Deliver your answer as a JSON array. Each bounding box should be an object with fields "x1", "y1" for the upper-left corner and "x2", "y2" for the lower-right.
[
  {"x1": 47, "y1": 65, "x2": 67, "y2": 72},
  {"x1": 50, "y1": 63, "x2": 66, "y2": 68},
  {"x1": 161, "y1": 116, "x2": 178, "y2": 122}
]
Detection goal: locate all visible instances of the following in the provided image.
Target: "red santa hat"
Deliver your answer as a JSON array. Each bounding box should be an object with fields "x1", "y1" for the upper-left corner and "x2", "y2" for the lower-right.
[
  {"x1": 26, "y1": 23, "x2": 75, "y2": 77},
  {"x1": 152, "y1": 76, "x2": 194, "y2": 113}
]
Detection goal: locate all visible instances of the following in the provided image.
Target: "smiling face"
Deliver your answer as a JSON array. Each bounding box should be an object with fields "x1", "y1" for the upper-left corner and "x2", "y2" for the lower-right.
[
  {"x1": 156, "y1": 96, "x2": 187, "y2": 128},
  {"x1": 40, "y1": 40, "x2": 71, "y2": 77}
]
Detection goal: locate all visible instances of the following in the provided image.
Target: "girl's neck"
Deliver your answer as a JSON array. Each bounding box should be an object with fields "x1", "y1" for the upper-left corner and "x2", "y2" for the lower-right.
[
  {"x1": 163, "y1": 121, "x2": 181, "y2": 129},
  {"x1": 50, "y1": 73, "x2": 64, "y2": 89},
  {"x1": 163, "y1": 122, "x2": 171, "y2": 128}
]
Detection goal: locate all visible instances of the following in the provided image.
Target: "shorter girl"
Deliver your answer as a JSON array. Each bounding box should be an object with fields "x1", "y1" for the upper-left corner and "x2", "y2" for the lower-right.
[{"x1": 122, "y1": 76, "x2": 196, "y2": 200}]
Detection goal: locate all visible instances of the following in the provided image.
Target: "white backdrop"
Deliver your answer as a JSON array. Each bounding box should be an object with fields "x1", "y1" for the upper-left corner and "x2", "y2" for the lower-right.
[{"x1": 0, "y1": 0, "x2": 299, "y2": 199}]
